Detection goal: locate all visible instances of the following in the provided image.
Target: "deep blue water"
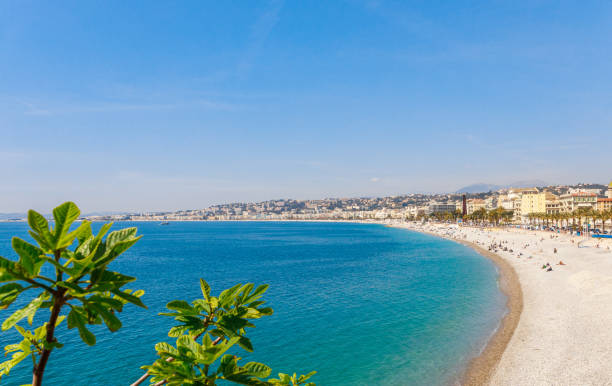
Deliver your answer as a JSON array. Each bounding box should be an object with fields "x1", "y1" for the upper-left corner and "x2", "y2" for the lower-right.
[{"x1": 0, "y1": 222, "x2": 505, "y2": 385}]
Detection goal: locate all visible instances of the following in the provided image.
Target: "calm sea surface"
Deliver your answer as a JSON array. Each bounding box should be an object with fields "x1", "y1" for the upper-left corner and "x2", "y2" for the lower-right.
[{"x1": 0, "y1": 222, "x2": 505, "y2": 385}]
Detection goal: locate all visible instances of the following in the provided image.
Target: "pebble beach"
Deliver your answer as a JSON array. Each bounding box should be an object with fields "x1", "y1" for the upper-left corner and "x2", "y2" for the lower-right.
[{"x1": 391, "y1": 221, "x2": 612, "y2": 386}]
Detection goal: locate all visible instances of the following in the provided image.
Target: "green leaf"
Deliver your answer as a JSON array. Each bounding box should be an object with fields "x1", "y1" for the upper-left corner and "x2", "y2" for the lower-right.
[
  {"x1": 67, "y1": 309, "x2": 96, "y2": 345},
  {"x1": 219, "y1": 283, "x2": 243, "y2": 308},
  {"x1": 0, "y1": 283, "x2": 24, "y2": 308},
  {"x1": 238, "y1": 336, "x2": 253, "y2": 352},
  {"x1": 166, "y1": 300, "x2": 197, "y2": 314},
  {"x1": 244, "y1": 362, "x2": 271, "y2": 378},
  {"x1": 244, "y1": 284, "x2": 269, "y2": 304},
  {"x1": 94, "y1": 270, "x2": 136, "y2": 288},
  {"x1": 27, "y1": 210, "x2": 53, "y2": 249},
  {"x1": 200, "y1": 278, "x2": 211, "y2": 302},
  {"x1": 106, "y1": 227, "x2": 137, "y2": 249},
  {"x1": 59, "y1": 220, "x2": 91, "y2": 250},
  {"x1": 0, "y1": 256, "x2": 18, "y2": 283},
  {"x1": 88, "y1": 303, "x2": 122, "y2": 332},
  {"x1": 76, "y1": 221, "x2": 93, "y2": 245},
  {"x1": 11, "y1": 237, "x2": 44, "y2": 276},
  {"x1": 111, "y1": 289, "x2": 146, "y2": 308},
  {"x1": 0, "y1": 350, "x2": 29, "y2": 378},
  {"x1": 52, "y1": 201, "x2": 81, "y2": 247},
  {"x1": 155, "y1": 342, "x2": 179, "y2": 357},
  {"x1": 93, "y1": 235, "x2": 141, "y2": 269},
  {"x1": 2, "y1": 293, "x2": 46, "y2": 330}
]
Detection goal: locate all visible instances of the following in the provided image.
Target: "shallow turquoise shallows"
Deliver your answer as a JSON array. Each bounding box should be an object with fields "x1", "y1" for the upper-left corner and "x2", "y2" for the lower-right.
[{"x1": 0, "y1": 222, "x2": 505, "y2": 386}]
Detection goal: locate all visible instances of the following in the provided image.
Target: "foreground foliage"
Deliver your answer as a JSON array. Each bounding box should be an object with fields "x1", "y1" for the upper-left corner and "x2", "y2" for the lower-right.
[
  {"x1": 0, "y1": 201, "x2": 145, "y2": 385},
  {"x1": 0, "y1": 202, "x2": 316, "y2": 385},
  {"x1": 141, "y1": 278, "x2": 315, "y2": 386}
]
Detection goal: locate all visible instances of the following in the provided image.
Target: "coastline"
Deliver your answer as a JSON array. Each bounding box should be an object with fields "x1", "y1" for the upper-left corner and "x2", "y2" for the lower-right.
[
  {"x1": 453, "y1": 239, "x2": 523, "y2": 385},
  {"x1": 389, "y1": 224, "x2": 523, "y2": 385},
  {"x1": 393, "y1": 222, "x2": 612, "y2": 385}
]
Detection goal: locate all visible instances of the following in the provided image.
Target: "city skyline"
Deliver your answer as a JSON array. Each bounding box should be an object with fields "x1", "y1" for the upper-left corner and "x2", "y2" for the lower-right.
[{"x1": 2, "y1": 1, "x2": 612, "y2": 213}]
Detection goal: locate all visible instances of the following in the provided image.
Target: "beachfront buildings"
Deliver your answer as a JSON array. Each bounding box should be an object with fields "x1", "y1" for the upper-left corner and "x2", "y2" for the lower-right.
[
  {"x1": 466, "y1": 199, "x2": 486, "y2": 215},
  {"x1": 79, "y1": 181, "x2": 612, "y2": 223},
  {"x1": 598, "y1": 198, "x2": 612, "y2": 212},
  {"x1": 519, "y1": 190, "x2": 558, "y2": 219},
  {"x1": 428, "y1": 202, "x2": 458, "y2": 214},
  {"x1": 559, "y1": 192, "x2": 598, "y2": 212}
]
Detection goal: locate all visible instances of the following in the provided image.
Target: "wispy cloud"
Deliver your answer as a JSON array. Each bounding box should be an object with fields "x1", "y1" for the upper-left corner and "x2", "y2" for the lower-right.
[
  {"x1": 18, "y1": 98, "x2": 238, "y2": 116},
  {"x1": 236, "y1": 0, "x2": 284, "y2": 78}
]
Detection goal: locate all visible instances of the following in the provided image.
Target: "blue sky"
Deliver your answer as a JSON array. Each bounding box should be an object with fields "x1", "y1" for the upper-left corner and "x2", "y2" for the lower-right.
[{"x1": 1, "y1": 1, "x2": 611, "y2": 213}]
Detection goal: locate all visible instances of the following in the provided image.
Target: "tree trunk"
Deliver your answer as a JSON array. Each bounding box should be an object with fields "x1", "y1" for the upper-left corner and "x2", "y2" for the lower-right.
[{"x1": 32, "y1": 294, "x2": 63, "y2": 386}]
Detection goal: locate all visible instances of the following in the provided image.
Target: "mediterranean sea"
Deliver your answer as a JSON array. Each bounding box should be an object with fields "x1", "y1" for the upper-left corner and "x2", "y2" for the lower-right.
[{"x1": 0, "y1": 221, "x2": 505, "y2": 385}]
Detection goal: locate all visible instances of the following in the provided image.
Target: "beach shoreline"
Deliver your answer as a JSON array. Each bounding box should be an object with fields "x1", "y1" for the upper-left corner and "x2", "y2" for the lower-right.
[
  {"x1": 389, "y1": 221, "x2": 612, "y2": 386},
  {"x1": 387, "y1": 223, "x2": 523, "y2": 385}
]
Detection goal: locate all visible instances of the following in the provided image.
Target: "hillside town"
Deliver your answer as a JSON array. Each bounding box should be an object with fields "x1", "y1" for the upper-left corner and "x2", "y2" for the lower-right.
[{"x1": 85, "y1": 182, "x2": 612, "y2": 225}]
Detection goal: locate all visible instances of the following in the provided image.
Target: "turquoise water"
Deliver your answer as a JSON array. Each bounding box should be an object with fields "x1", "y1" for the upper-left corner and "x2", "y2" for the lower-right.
[{"x1": 0, "y1": 222, "x2": 505, "y2": 385}]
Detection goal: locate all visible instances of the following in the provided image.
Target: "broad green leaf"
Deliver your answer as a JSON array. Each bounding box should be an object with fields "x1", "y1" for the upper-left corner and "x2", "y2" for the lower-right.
[
  {"x1": 94, "y1": 270, "x2": 136, "y2": 288},
  {"x1": 93, "y1": 236, "x2": 141, "y2": 269},
  {"x1": 88, "y1": 303, "x2": 122, "y2": 332},
  {"x1": 244, "y1": 284, "x2": 269, "y2": 304},
  {"x1": 11, "y1": 237, "x2": 44, "y2": 276},
  {"x1": 238, "y1": 283, "x2": 254, "y2": 303},
  {"x1": 155, "y1": 342, "x2": 179, "y2": 357},
  {"x1": 168, "y1": 325, "x2": 189, "y2": 337},
  {"x1": 27, "y1": 210, "x2": 53, "y2": 249},
  {"x1": 111, "y1": 289, "x2": 146, "y2": 308},
  {"x1": 67, "y1": 309, "x2": 96, "y2": 345},
  {"x1": 0, "y1": 350, "x2": 29, "y2": 377},
  {"x1": 166, "y1": 300, "x2": 197, "y2": 314},
  {"x1": 238, "y1": 336, "x2": 253, "y2": 352},
  {"x1": 87, "y1": 295, "x2": 124, "y2": 311},
  {"x1": 219, "y1": 283, "x2": 243, "y2": 308},
  {"x1": 52, "y1": 202, "x2": 81, "y2": 247},
  {"x1": 0, "y1": 256, "x2": 18, "y2": 283},
  {"x1": 244, "y1": 362, "x2": 271, "y2": 378},
  {"x1": 0, "y1": 283, "x2": 24, "y2": 308},
  {"x1": 200, "y1": 278, "x2": 211, "y2": 302},
  {"x1": 76, "y1": 221, "x2": 93, "y2": 245},
  {"x1": 2, "y1": 293, "x2": 46, "y2": 330},
  {"x1": 192, "y1": 299, "x2": 211, "y2": 313},
  {"x1": 59, "y1": 220, "x2": 91, "y2": 250},
  {"x1": 106, "y1": 227, "x2": 137, "y2": 249}
]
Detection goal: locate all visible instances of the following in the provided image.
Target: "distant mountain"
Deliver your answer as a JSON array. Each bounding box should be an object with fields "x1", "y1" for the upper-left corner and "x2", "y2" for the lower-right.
[
  {"x1": 455, "y1": 183, "x2": 502, "y2": 193},
  {"x1": 456, "y1": 180, "x2": 549, "y2": 194}
]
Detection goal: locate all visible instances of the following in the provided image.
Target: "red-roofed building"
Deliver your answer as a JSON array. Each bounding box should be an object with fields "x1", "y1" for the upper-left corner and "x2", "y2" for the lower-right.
[{"x1": 559, "y1": 192, "x2": 597, "y2": 212}]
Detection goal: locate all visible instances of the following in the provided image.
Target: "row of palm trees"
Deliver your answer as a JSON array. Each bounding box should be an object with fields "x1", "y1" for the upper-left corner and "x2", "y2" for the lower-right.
[
  {"x1": 526, "y1": 208, "x2": 612, "y2": 233},
  {"x1": 422, "y1": 207, "x2": 514, "y2": 225},
  {"x1": 420, "y1": 206, "x2": 612, "y2": 233}
]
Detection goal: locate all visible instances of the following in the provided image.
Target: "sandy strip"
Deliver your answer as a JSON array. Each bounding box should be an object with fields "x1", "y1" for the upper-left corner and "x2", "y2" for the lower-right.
[
  {"x1": 456, "y1": 239, "x2": 523, "y2": 386},
  {"x1": 385, "y1": 221, "x2": 612, "y2": 386},
  {"x1": 391, "y1": 224, "x2": 523, "y2": 385}
]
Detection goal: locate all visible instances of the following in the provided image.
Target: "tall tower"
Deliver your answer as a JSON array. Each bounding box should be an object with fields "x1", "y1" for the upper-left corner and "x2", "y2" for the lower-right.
[{"x1": 462, "y1": 195, "x2": 467, "y2": 217}]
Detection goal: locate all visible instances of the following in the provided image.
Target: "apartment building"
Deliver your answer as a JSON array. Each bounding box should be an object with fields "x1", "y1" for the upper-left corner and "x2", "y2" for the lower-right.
[{"x1": 559, "y1": 192, "x2": 597, "y2": 212}]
